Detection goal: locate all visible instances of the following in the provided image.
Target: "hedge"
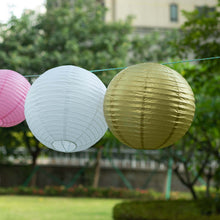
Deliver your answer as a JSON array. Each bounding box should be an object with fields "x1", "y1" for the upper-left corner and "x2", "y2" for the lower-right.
[
  {"x1": 113, "y1": 199, "x2": 220, "y2": 220},
  {"x1": 0, "y1": 186, "x2": 155, "y2": 199}
]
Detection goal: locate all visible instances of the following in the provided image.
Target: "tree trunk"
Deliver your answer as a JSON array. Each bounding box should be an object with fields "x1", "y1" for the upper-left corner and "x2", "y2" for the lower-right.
[
  {"x1": 31, "y1": 150, "x2": 39, "y2": 167},
  {"x1": 27, "y1": 138, "x2": 41, "y2": 187},
  {"x1": 30, "y1": 151, "x2": 39, "y2": 187},
  {"x1": 174, "y1": 167, "x2": 198, "y2": 200},
  {"x1": 206, "y1": 178, "x2": 210, "y2": 198},
  {"x1": 206, "y1": 167, "x2": 212, "y2": 198},
  {"x1": 188, "y1": 184, "x2": 197, "y2": 200},
  {"x1": 30, "y1": 171, "x2": 37, "y2": 187},
  {"x1": 93, "y1": 147, "x2": 102, "y2": 188}
]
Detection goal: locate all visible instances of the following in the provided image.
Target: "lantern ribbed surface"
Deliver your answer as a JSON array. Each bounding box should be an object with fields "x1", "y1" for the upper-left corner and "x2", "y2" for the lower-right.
[
  {"x1": 0, "y1": 70, "x2": 31, "y2": 127},
  {"x1": 25, "y1": 65, "x2": 108, "y2": 153},
  {"x1": 104, "y1": 63, "x2": 195, "y2": 150}
]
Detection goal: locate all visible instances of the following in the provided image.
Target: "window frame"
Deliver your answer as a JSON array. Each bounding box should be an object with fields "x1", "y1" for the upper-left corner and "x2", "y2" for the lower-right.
[
  {"x1": 170, "y1": 3, "x2": 178, "y2": 22},
  {"x1": 196, "y1": 6, "x2": 215, "y2": 17}
]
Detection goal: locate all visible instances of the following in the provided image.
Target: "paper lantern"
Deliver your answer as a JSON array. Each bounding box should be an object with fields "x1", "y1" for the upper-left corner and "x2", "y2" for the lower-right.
[
  {"x1": 104, "y1": 63, "x2": 195, "y2": 150},
  {"x1": 0, "y1": 70, "x2": 31, "y2": 127},
  {"x1": 25, "y1": 65, "x2": 107, "y2": 153}
]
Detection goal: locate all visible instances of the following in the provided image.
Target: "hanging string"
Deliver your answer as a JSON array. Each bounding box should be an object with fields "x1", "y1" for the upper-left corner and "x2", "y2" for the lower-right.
[
  {"x1": 91, "y1": 56, "x2": 220, "y2": 73},
  {"x1": 24, "y1": 56, "x2": 220, "y2": 78},
  {"x1": 161, "y1": 56, "x2": 220, "y2": 65}
]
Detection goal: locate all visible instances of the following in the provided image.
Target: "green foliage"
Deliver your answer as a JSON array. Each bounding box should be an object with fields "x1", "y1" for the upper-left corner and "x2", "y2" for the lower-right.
[
  {"x1": 0, "y1": 127, "x2": 21, "y2": 162},
  {"x1": 129, "y1": 30, "x2": 180, "y2": 64},
  {"x1": 0, "y1": 0, "x2": 133, "y2": 163},
  {"x1": 0, "y1": 122, "x2": 43, "y2": 165},
  {"x1": 0, "y1": 12, "x2": 43, "y2": 74},
  {"x1": 153, "y1": 0, "x2": 220, "y2": 199},
  {"x1": 113, "y1": 200, "x2": 220, "y2": 220},
  {"x1": 195, "y1": 185, "x2": 220, "y2": 198},
  {"x1": 0, "y1": 0, "x2": 132, "y2": 85},
  {"x1": 145, "y1": 61, "x2": 219, "y2": 199},
  {"x1": 171, "y1": 62, "x2": 219, "y2": 156},
  {"x1": 0, "y1": 186, "x2": 155, "y2": 199},
  {"x1": 39, "y1": 0, "x2": 133, "y2": 84},
  {"x1": 174, "y1": 0, "x2": 220, "y2": 72}
]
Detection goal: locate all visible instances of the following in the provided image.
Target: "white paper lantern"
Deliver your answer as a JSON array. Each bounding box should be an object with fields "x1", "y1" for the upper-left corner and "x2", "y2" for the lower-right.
[{"x1": 25, "y1": 65, "x2": 108, "y2": 152}]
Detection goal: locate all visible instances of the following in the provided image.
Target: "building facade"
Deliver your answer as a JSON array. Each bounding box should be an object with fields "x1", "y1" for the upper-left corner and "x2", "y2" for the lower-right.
[
  {"x1": 47, "y1": 0, "x2": 218, "y2": 31},
  {"x1": 105, "y1": 0, "x2": 217, "y2": 30}
]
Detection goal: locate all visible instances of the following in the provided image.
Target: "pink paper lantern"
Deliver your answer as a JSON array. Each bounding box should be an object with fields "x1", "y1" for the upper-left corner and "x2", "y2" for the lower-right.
[{"x1": 0, "y1": 70, "x2": 31, "y2": 127}]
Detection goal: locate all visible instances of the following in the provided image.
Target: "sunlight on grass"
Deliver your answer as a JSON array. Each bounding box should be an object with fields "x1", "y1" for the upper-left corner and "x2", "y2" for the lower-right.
[{"x1": 0, "y1": 196, "x2": 122, "y2": 220}]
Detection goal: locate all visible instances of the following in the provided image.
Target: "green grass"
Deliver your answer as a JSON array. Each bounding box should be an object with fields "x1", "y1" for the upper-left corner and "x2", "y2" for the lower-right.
[{"x1": 0, "y1": 196, "x2": 122, "y2": 220}]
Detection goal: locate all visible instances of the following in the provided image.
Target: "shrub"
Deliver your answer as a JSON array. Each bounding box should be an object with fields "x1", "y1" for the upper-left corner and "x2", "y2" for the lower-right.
[
  {"x1": 195, "y1": 185, "x2": 220, "y2": 198},
  {"x1": 113, "y1": 200, "x2": 220, "y2": 220},
  {"x1": 0, "y1": 186, "x2": 154, "y2": 199}
]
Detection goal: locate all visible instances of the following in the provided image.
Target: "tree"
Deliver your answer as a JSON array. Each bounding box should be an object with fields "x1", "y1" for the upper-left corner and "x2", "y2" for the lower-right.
[
  {"x1": 139, "y1": 0, "x2": 220, "y2": 199},
  {"x1": 0, "y1": 127, "x2": 21, "y2": 164},
  {"x1": 0, "y1": 0, "x2": 133, "y2": 84},
  {"x1": 13, "y1": 122, "x2": 43, "y2": 167},
  {"x1": 141, "y1": 58, "x2": 219, "y2": 200},
  {"x1": 174, "y1": 0, "x2": 220, "y2": 72},
  {"x1": 129, "y1": 29, "x2": 180, "y2": 64},
  {"x1": 92, "y1": 130, "x2": 121, "y2": 188},
  {"x1": 156, "y1": 62, "x2": 219, "y2": 199},
  {"x1": 174, "y1": 0, "x2": 220, "y2": 196},
  {"x1": 0, "y1": 0, "x2": 133, "y2": 184}
]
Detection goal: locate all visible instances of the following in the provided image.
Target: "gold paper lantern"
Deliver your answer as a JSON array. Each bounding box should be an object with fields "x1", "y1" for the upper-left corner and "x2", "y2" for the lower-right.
[{"x1": 104, "y1": 63, "x2": 195, "y2": 150}]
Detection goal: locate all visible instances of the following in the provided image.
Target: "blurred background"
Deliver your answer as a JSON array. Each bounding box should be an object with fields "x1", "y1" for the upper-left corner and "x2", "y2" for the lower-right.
[{"x1": 0, "y1": 0, "x2": 219, "y2": 219}]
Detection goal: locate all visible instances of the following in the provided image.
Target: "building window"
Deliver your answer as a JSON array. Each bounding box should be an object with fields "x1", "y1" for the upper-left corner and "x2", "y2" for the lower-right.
[
  {"x1": 196, "y1": 6, "x2": 215, "y2": 17},
  {"x1": 170, "y1": 4, "x2": 178, "y2": 22},
  {"x1": 97, "y1": 0, "x2": 104, "y2": 6}
]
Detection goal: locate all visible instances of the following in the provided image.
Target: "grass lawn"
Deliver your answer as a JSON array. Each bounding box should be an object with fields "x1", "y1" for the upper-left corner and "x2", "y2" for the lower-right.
[{"x1": 0, "y1": 196, "x2": 122, "y2": 220}]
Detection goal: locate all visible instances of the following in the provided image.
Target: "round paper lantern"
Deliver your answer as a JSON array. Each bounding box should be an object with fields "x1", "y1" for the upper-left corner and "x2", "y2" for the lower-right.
[
  {"x1": 104, "y1": 63, "x2": 195, "y2": 150},
  {"x1": 25, "y1": 65, "x2": 107, "y2": 153},
  {"x1": 0, "y1": 70, "x2": 31, "y2": 127}
]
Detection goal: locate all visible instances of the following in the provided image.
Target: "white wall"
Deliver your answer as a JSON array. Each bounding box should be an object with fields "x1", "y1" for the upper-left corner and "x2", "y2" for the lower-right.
[{"x1": 105, "y1": 0, "x2": 217, "y2": 28}]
